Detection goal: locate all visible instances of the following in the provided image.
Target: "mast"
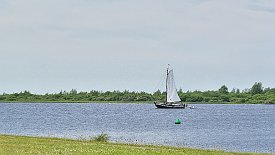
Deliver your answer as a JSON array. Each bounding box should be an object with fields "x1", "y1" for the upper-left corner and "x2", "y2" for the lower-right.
[{"x1": 166, "y1": 64, "x2": 170, "y2": 103}]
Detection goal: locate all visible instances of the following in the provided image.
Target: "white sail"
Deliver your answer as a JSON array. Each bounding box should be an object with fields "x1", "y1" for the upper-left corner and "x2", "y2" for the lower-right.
[{"x1": 166, "y1": 69, "x2": 181, "y2": 103}]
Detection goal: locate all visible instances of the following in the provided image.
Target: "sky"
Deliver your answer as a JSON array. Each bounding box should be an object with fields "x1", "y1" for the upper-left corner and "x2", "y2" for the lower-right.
[{"x1": 0, "y1": 0, "x2": 275, "y2": 94}]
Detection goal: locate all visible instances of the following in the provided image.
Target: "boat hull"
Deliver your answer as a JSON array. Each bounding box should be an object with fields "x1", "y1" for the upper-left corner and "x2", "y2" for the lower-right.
[{"x1": 154, "y1": 102, "x2": 186, "y2": 109}]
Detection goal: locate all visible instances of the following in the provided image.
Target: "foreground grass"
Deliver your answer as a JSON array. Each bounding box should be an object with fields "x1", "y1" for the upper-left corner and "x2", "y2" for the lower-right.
[{"x1": 0, "y1": 135, "x2": 267, "y2": 155}]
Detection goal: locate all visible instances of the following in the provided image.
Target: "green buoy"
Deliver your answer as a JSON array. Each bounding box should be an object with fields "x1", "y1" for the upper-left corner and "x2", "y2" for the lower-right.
[{"x1": 175, "y1": 119, "x2": 181, "y2": 124}]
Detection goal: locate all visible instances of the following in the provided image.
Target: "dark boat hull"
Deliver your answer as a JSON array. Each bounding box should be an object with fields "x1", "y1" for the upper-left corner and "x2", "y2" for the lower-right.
[{"x1": 154, "y1": 102, "x2": 186, "y2": 109}]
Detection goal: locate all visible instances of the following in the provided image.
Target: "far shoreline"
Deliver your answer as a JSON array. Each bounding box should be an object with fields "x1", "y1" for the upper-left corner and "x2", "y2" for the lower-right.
[{"x1": 0, "y1": 101, "x2": 273, "y2": 104}]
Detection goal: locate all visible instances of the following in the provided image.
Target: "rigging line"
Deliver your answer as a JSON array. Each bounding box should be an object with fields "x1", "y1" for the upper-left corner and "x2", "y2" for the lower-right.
[{"x1": 153, "y1": 71, "x2": 166, "y2": 93}]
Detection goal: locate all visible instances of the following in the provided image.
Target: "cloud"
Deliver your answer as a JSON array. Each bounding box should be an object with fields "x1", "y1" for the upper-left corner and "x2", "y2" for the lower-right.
[{"x1": 0, "y1": 0, "x2": 275, "y2": 93}]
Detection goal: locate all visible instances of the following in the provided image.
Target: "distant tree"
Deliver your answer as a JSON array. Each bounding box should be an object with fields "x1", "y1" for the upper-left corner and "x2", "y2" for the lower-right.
[
  {"x1": 153, "y1": 90, "x2": 163, "y2": 101},
  {"x1": 218, "y1": 85, "x2": 229, "y2": 94},
  {"x1": 178, "y1": 88, "x2": 183, "y2": 94},
  {"x1": 21, "y1": 90, "x2": 31, "y2": 95},
  {"x1": 268, "y1": 88, "x2": 275, "y2": 94},
  {"x1": 70, "y1": 89, "x2": 77, "y2": 94},
  {"x1": 264, "y1": 87, "x2": 271, "y2": 93},
  {"x1": 251, "y1": 82, "x2": 263, "y2": 95},
  {"x1": 236, "y1": 89, "x2": 240, "y2": 94},
  {"x1": 242, "y1": 88, "x2": 250, "y2": 93},
  {"x1": 186, "y1": 94, "x2": 203, "y2": 102}
]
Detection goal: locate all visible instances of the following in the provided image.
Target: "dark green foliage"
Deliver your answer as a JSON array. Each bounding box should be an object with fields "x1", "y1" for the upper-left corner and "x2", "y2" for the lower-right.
[
  {"x1": 250, "y1": 82, "x2": 263, "y2": 95},
  {"x1": 0, "y1": 89, "x2": 155, "y2": 103},
  {"x1": 219, "y1": 85, "x2": 229, "y2": 94},
  {"x1": 0, "y1": 82, "x2": 274, "y2": 104},
  {"x1": 153, "y1": 90, "x2": 164, "y2": 101},
  {"x1": 178, "y1": 82, "x2": 274, "y2": 104},
  {"x1": 93, "y1": 133, "x2": 109, "y2": 142}
]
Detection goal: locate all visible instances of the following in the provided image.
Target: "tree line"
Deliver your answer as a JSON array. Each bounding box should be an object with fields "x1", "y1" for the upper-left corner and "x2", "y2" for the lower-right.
[{"x1": 0, "y1": 82, "x2": 274, "y2": 104}]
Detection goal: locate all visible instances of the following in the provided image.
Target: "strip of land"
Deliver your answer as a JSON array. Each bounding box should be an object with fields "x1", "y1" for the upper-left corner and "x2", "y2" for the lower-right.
[
  {"x1": 1, "y1": 82, "x2": 275, "y2": 104},
  {"x1": 0, "y1": 135, "x2": 268, "y2": 155}
]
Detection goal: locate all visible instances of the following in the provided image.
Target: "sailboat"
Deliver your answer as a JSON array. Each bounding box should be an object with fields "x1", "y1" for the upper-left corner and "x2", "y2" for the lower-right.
[{"x1": 154, "y1": 65, "x2": 187, "y2": 109}]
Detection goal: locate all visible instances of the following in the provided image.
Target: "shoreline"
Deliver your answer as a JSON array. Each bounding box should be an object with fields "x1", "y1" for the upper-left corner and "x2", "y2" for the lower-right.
[
  {"x1": 0, "y1": 134, "x2": 267, "y2": 155},
  {"x1": 0, "y1": 101, "x2": 273, "y2": 104}
]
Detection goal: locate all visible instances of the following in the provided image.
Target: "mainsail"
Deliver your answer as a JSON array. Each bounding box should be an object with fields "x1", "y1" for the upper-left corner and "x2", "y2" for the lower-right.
[{"x1": 166, "y1": 69, "x2": 181, "y2": 103}]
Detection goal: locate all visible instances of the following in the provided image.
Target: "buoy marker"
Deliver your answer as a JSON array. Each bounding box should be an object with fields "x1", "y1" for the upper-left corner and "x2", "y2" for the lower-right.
[{"x1": 175, "y1": 118, "x2": 181, "y2": 124}]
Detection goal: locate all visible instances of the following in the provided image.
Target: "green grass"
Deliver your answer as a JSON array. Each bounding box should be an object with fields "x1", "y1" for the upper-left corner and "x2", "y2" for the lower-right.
[{"x1": 0, "y1": 135, "x2": 268, "y2": 155}]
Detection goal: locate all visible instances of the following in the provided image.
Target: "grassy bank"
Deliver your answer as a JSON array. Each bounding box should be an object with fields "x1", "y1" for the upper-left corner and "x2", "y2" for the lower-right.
[{"x1": 0, "y1": 135, "x2": 267, "y2": 155}]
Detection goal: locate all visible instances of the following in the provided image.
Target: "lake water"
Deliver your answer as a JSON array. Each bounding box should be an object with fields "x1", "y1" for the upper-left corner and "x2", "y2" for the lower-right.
[{"x1": 0, "y1": 103, "x2": 274, "y2": 153}]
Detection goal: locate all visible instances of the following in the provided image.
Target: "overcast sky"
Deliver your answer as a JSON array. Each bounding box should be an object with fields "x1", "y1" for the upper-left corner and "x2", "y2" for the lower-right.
[{"x1": 1, "y1": 0, "x2": 275, "y2": 94}]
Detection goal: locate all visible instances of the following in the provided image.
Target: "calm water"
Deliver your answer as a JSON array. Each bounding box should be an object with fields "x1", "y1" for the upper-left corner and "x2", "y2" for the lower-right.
[{"x1": 0, "y1": 103, "x2": 274, "y2": 153}]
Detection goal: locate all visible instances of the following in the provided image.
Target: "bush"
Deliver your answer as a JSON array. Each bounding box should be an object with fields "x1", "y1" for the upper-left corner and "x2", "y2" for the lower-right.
[{"x1": 93, "y1": 133, "x2": 109, "y2": 142}]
